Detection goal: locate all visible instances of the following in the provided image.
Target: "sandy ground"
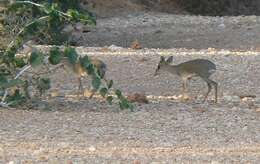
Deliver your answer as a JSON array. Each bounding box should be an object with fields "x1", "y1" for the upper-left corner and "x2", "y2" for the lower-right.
[
  {"x1": 1, "y1": 46, "x2": 260, "y2": 163},
  {"x1": 2, "y1": 10, "x2": 260, "y2": 163},
  {"x1": 76, "y1": 12, "x2": 260, "y2": 50}
]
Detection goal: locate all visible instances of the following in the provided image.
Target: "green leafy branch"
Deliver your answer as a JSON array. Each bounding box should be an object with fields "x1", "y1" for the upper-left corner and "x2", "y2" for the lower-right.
[
  {"x1": 0, "y1": 1, "x2": 133, "y2": 110},
  {"x1": 14, "y1": 1, "x2": 96, "y2": 24}
]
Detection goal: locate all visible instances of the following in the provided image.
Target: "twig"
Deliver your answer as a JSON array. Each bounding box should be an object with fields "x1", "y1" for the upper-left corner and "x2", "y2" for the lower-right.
[
  {"x1": 15, "y1": 1, "x2": 43, "y2": 8},
  {"x1": 6, "y1": 16, "x2": 49, "y2": 51},
  {"x1": 1, "y1": 65, "x2": 31, "y2": 104},
  {"x1": 25, "y1": 64, "x2": 66, "y2": 76},
  {"x1": 15, "y1": 1, "x2": 71, "y2": 18},
  {"x1": 15, "y1": 65, "x2": 31, "y2": 79},
  {"x1": 15, "y1": 1, "x2": 93, "y2": 23},
  {"x1": 0, "y1": 102, "x2": 14, "y2": 109}
]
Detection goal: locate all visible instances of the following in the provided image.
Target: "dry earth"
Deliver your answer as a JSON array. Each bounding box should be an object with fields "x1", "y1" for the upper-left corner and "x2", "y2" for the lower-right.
[
  {"x1": 76, "y1": 12, "x2": 260, "y2": 50},
  {"x1": 2, "y1": 8, "x2": 260, "y2": 163},
  {"x1": 1, "y1": 47, "x2": 260, "y2": 163}
]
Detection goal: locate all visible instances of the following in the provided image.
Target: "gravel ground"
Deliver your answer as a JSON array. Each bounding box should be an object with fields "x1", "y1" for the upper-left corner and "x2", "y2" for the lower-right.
[
  {"x1": 1, "y1": 46, "x2": 260, "y2": 163},
  {"x1": 76, "y1": 12, "x2": 260, "y2": 50},
  {"x1": 3, "y1": 11, "x2": 260, "y2": 163}
]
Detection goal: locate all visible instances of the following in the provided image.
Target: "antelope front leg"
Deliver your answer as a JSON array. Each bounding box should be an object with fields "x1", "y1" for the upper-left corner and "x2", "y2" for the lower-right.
[
  {"x1": 181, "y1": 78, "x2": 190, "y2": 100},
  {"x1": 77, "y1": 77, "x2": 84, "y2": 97}
]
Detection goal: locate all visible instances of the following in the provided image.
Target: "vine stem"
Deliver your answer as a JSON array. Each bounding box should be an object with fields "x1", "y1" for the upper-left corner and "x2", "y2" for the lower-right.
[
  {"x1": 25, "y1": 63, "x2": 67, "y2": 76},
  {"x1": 6, "y1": 0, "x2": 74, "y2": 51},
  {"x1": 15, "y1": 65, "x2": 31, "y2": 80},
  {"x1": 6, "y1": 16, "x2": 49, "y2": 51},
  {"x1": 16, "y1": 1, "x2": 72, "y2": 18},
  {"x1": 15, "y1": 1, "x2": 43, "y2": 7},
  {"x1": 15, "y1": 1, "x2": 94, "y2": 23},
  {"x1": 1, "y1": 65, "x2": 31, "y2": 106}
]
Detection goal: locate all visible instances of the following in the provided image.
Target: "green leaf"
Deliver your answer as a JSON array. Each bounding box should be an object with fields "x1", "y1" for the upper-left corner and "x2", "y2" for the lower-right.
[
  {"x1": 86, "y1": 63, "x2": 94, "y2": 75},
  {"x1": 15, "y1": 57, "x2": 27, "y2": 68},
  {"x1": 128, "y1": 102, "x2": 134, "y2": 111},
  {"x1": 8, "y1": 79, "x2": 24, "y2": 88},
  {"x1": 24, "y1": 21, "x2": 40, "y2": 36},
  {"x1": 14, "y1": 37, "x2": 23, "y2": 48},
  {"x1": 0, "y1": 75, "x2": 8, "y2": 84},
  {"x1": 67, "y1": 9, "x2": 96, "y2": 25},
  {"x1": 0, "y1": 68, "x2": 11, "y2": 76},
  {"x1": 114, "y1": 89, "x2": 134, "y2": 111},
  {"x1": 119, "y1": 101, "x2": 124, "y2": 110},
  {"x1": 119, "y1": 98, "x2": 134, "y2": 111},
  {"x1": 80, "y1": 56, "x2": 90, "y2": 65},
  {"x1": 49, "y1": 47, "x2": 62, "y2": 65},
  {"x1": 80, "y1": 56, "x2": 94, "y2": 75},
  {"x1": 37, "y1": 77, "x2": 51, "y2": 95},
  {"x1": 99, "y1": 87, "x2": 108, "y2": 97},
  {"x1": 107, "y1": 80, "x2": 113, "y2": 89},
  {"x1": 0, "y1": 90, "x2": 5, "y2": 97},
  {"x1": 37, "y1": 78, "x2": 51, "y2": 90},
  {"x1": 92, "y1": 75, "x2": 101, "y2": 90},
  {"x1": 29, "y1": 51, "x2": 44, "y2": 68},
  {"x1": 106, "y1": 96, "x2": 113, "y2": 105},
  {"x1": 4, "y1": 49, "x2": 16, "y2": 65},
  {"x1": 7, "y1": 2, "x2": 25, "y2": 12},
  {"x1": 115, "y1": 89, "x2": 122, "y2": 98},
  {"x1": 48, "y1": 8, "x2": 62, "y2": 28},
  {"x1": 6, "y1": 89, "x2": 25, "y2": 107},
  {"x1": 120, "y1": 99, "x2": 128, "y2": 109},
  {"x1": 97, "y1": 69, "x2": 105, "y2": 79},
  {"x1": 64, "y1": 47, "x2": 78, "y2": 64},
  {"x1": 0, "y1": 79, "x2": 24, "y2": 89},
  {"x1": 42, "y1": 4, "x2": 53, "y2": 14}
]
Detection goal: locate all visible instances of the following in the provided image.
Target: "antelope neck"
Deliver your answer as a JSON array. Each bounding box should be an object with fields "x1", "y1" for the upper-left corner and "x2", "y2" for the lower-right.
[{"x1": 164, "y1": 64, "x2": 178, "y2": 75}]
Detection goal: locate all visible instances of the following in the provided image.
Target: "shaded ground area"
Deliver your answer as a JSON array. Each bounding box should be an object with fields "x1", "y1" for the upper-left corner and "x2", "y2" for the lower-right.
[
  {"x1": 74, "y1": 1, "x2": 260, "y2": 50},
  {"x1": 82, "y1": 0, "x2": 260, "y2": 16},
  {"x1": 1, "y1": 48, "x2": 260, "y2": 163},
  {"x1": 76, "y1": 13, "x2": 260, "y2": 50}
]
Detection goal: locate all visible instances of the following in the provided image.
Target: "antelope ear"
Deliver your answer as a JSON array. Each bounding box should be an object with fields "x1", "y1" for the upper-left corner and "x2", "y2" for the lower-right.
[
  {"x1": 166, "y1": 56, "x2": 173, "y2": 63},
  {"x1": 160, "y1": 56, "x2": 165, "y2": 62}
]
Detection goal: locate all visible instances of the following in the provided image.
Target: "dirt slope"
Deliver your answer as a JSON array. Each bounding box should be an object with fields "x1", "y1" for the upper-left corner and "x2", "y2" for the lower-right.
[
  {"x1": 80, "y1": 0, "x2": 182, "y2": 17},
  {"x1": 74, "y1": 13, "x2": 260, "y2": 50},
  {"x1": 81, "y1": 0, "x2": 260, "y2": 17}
]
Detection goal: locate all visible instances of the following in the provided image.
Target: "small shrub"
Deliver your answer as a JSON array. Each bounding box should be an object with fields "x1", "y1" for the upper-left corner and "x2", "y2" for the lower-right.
[{"x1": 0, "y1": 1, "x2": 133, "y2": 110}]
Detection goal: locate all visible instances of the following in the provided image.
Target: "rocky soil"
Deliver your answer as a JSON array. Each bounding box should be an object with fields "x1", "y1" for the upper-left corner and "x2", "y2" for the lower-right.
[
  {"x1": 1, "y1": 46, "x2": 260, "y2": 163},
  {"x1": 3, "y1": 2, "x2": 260, "y2": 161},
  {"x1": 2, "y1": 0, "x2": 260, "y2": 162},
  {"x1": 75, "y1": 12, "x2": 260, "y2": 50}
]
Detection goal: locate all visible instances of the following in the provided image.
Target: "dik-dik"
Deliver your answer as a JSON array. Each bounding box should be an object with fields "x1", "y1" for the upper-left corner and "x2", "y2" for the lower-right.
[
  {"x1": 62, "y1": 56, "x2": 107, "y2": 98},
  {"x1": 154, "y1": 56, "x2": 218, "y2": 103}
]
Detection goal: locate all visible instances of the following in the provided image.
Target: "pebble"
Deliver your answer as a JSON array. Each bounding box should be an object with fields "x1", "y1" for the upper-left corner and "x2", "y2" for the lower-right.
[
  {"x1": 108, "y1": 45, "x2": 123, "y2": 51},
  {"x1": 223, "y1": 95, "x2": 240, "y2": 103},
  {"x1": 88, "y1": 146, "x2": 96, "y2": 152}
]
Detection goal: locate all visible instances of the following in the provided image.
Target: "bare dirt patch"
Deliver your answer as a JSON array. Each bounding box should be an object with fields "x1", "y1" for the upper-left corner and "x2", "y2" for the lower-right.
[
  {"x1": 74, "y1": 13, "x2": 260, "y2": 50},
  {"x1": 1, "y1": 47, "x2": 260, "y2": 163}
]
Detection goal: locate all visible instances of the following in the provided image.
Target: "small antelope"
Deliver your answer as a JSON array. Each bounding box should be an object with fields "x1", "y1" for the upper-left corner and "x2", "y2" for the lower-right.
[
  {"x1": 62, "y1": 57, "x2": 107, "y2": 98},
  {"x1": 154, "y1": 56, "x2": 218, "y2": 103}
]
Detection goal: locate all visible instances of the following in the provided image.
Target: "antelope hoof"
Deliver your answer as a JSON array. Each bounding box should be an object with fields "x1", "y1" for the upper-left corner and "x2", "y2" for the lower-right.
[{"x1": 179, "y1": 94, "x2": 190, "y2": 101}]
